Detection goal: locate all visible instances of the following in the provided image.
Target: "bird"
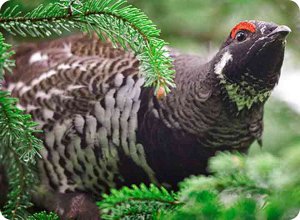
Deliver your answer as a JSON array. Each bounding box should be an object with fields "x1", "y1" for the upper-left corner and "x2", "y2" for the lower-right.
[{"x1": 3, "y1": 20, "x2": 290, "y2": 219}]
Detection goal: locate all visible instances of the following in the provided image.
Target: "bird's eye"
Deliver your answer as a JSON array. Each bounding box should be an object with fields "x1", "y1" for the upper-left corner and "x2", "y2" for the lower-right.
[{"x1": 235, "y1": 31, "x2": 248, "y2": 42}]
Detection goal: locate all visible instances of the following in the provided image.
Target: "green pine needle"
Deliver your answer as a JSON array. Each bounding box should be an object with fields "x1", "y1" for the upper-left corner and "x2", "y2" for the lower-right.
[
  {"x1": 0, "y1": 0, "x2": 176, "y2": 94},
  {"x1": 27, "y1": 211, "x2": 59, "y2": 220},
  {"x1": 0, "y1": 0, "x2": 175, "y2": 218},
  {"x1": 98, "y1": 183, "x2": 179, "y2": 219},
  {"x1": 0, "y1": 91, "x2": 43, "y2": 219},
  {"x1": 0, "y1": 33, "x2": 14, "y2": 82},
  {"x1": 98, "y1": 152, "x2": 300, "y2": 220}
]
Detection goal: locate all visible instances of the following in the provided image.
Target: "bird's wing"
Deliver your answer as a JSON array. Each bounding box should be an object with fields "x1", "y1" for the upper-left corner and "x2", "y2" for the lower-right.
[
  {"x1": 5, "y1": 34, "x2": 140, "y2": 126},
  {"x1": 6, "y1": 33, "x2": 135, "y2": 83},
  {"x1": 4, "y1": 34, "x2": 161, "y2": 191}
]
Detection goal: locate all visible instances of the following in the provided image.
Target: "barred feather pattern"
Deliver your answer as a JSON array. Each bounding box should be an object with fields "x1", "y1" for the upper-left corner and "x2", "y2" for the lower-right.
[
  {"x1": 6, "y1": 34, "x2": 159, "y2": 194},
  {"x1": 4, "y1": 34, "x2": 263, "y2": 195}
]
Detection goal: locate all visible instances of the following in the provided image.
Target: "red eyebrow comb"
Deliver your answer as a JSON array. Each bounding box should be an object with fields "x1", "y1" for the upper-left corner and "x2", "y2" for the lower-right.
[{"x1": 231, "y1": 22, "x2": 256, "y2": 39}]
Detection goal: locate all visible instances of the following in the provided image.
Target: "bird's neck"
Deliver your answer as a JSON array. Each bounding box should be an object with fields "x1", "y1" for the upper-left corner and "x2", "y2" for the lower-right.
[
  {"x1": 155, "y1": 61, "x2": 219, "y2": 135},
  {"x1": 210, "y1": 58, "x2": 276, "y2": 112},
  {"x1": 217, "y1": 74, "x2": 272, "y2": 111}
]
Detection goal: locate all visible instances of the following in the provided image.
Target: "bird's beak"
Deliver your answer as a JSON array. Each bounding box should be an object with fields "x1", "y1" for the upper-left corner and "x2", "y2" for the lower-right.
[{"x1": 268, "y1": 25, "x2": 292, "y2": 39}]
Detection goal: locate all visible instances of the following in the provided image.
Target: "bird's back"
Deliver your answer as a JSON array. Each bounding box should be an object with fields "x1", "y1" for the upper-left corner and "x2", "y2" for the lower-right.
[{"x1": 5, "y1": 34, "x2": 157, "y2": 194}]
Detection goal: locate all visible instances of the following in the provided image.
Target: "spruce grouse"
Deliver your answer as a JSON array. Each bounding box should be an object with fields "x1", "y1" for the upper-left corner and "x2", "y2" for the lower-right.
[{"x1": 3, "y1": 20, "x2": 290, "y2": 218}]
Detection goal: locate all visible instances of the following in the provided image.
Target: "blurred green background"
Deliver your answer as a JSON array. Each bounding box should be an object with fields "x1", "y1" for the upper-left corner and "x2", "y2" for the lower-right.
[{"x1": 1, "y1": 0, "x2": 300, "y2": 156}]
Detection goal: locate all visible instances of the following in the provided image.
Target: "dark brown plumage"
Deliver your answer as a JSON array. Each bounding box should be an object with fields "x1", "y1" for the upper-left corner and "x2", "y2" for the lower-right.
[{"x1": 3, "y1": 20, "x2": 290, "y2": 219}]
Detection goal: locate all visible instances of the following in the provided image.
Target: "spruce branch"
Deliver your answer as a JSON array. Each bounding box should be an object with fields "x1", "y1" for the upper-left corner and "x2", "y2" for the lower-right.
[
  {"x1": 98, "y1": 183, "x2": 179, "y2": 219},
  {"x1": 0, "y1": 33, "x2": 14, "y2": 82},
  {"x1": 0, "y1": 0, "x2": 175, "y2": 218},
  {"x1": 27, "y1": 211, "x2": 59, "y2": 220},
  {"x1": 207, "y1": 152, "x2": 272, "y2": 195},
  {"x1": 0, "y1": 0, "x2": 175, "y2": 94},
  {"x1": 0, "y1": 91, "x2": 43, "y2": 219},
  {"x1": 99, "y1": 151, "x2": 300, "y2": 220}
]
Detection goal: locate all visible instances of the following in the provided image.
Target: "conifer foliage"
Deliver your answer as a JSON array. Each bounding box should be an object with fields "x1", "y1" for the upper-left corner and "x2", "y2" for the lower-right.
[
  {"x1": 0, "y1": 0, "x2": 174, "y2": 218},
  {"x1": 1, "y1": 28, "x2": 43, "y2": 220},
  {"x1": 0, "y1": 0, "x2": 175, "y2": 92},
  {"x1": 98, "y1": 184, "x2": 179, "y2": 219},
  {"x1": 98, "y1": 151, "x2": 300, "y2": 220},
  {"x1": 0, "y1": 0, "x2": 299, "y2": 219},
  {"x1": 0, "y1": 34, "x2": 14, "y2": 81}
]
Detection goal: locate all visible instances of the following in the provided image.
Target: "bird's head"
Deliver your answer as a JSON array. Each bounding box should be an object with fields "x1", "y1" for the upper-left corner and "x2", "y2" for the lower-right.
[{"x1": 213, "y1": 20, "x2": 291, "y2": 110}]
